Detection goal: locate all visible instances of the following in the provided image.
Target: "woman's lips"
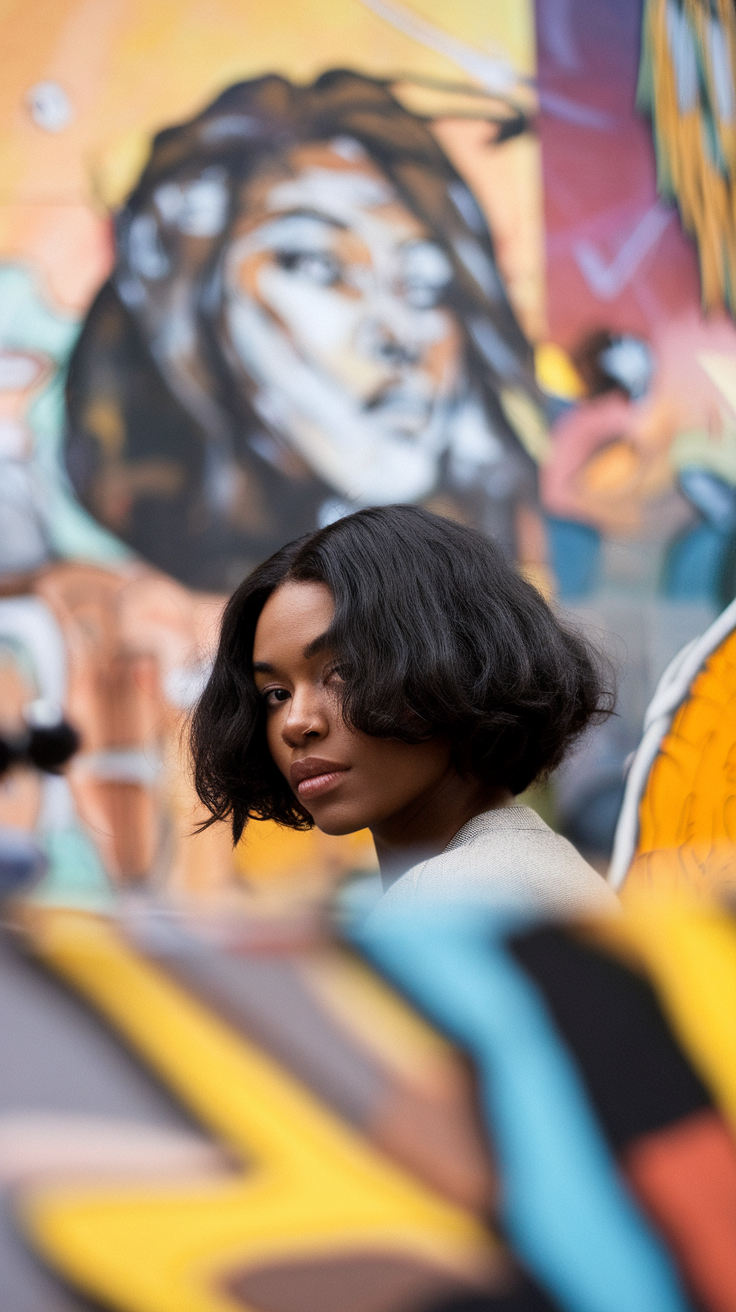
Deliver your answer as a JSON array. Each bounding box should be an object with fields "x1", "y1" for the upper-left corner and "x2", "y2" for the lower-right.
[
  {"x1": 289, "y1": 757, "x2": 350, "y2": 801},
  {"x1": 297, "y1": 770, "x2": 348, "y2": 800}
]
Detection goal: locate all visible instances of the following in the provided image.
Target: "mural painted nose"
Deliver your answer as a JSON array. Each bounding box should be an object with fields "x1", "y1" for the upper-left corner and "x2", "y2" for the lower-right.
[
  {"x1": 358, "y1": 314, "x2": 422, "y2": 370},
  {"x1": 373, "y1": 327, "x2": 420, "y2": 368}
]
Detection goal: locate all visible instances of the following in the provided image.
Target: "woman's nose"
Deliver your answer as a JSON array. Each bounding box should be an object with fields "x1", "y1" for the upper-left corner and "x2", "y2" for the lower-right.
[{"x1": 281, "y1": 686, "x2": 329, "y2": 747}]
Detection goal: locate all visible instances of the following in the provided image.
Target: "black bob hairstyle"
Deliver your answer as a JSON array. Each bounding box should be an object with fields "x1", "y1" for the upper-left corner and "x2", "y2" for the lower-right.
[{"x1": 191, "y1": 505, "x2": 613, "y2": 842}]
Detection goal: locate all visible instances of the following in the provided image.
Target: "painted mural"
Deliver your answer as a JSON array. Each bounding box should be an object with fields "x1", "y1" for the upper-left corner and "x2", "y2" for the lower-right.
[
  {"x1": 5, "y1": 5, "x2": 736, "y2": 1309},
  {"x1": 0, "y1": 0, "x2": 548, "y2": 898},
  {"x1": 0, "y1": 0, "x2": 736, "y2": 892},
  {"x1": 536, "y1": 0, "x2": 736, "y2": 860},
  {"x1": 66, "y1": 72, "x2": 546, "y2": 591}
]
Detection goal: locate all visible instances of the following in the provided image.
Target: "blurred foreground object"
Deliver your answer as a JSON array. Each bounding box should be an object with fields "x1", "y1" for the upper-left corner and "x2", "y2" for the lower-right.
[
  {"x1": 6, "y1": 893, "x2": 736, "y2": 1310},
  {"x1": 3, "y1": 898, "x2": 505, "y2": 1312},
  {"x1": 0, "y1": 684, "x2": 75, "y2": 900},
  {"x1": 610, "y1": 594, "x2": 736, "y2": 896},
  {"x1": 351, "y1": 899, "x2": 736, "y2": 1312},
  {"x1": 0, "y1": 698, "x2": 79, "y2": 778},
  {"x1": 0, "y1": 825, "x2": 46, "y2": 898},
  {"x1": 638, "y1": 0, "x2": 736, "y2": 315}
]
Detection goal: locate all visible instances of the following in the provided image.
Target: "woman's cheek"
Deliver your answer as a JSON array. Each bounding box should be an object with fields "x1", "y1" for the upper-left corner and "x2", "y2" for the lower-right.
[{"x1": 265, "y1": 714, "x2": 287, "y2": 771}]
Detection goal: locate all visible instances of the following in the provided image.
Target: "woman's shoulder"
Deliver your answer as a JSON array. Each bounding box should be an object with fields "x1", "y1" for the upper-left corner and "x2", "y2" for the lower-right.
[
  {"x1": 381, "y1": 805, "x2": 619, "y2": 915},
  {"x1": 445, "y1": 803, "x2": 553, "y2": 849}
]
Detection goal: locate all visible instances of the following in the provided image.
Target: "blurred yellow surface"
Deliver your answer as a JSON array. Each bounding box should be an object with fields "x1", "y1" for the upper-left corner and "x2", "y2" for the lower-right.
[{"x1": 234, "y1": 820, "x2": 377, "y2": 890}]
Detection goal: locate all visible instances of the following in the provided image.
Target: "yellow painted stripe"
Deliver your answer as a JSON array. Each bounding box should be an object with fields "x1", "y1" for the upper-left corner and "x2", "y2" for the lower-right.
[{"x1": 19, "y1": 908, "x2": 496, "y2": 1312}]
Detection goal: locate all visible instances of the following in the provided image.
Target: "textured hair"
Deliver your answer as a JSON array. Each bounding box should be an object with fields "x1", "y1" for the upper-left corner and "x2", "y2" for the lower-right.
[{"x1": 191, "y1": 505, "x2": 613, "y2": 842}]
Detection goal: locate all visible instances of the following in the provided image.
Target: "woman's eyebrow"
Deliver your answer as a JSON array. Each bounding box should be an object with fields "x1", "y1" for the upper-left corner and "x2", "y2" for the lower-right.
[
  {"x1": 252, "y1": 660, "x2": 276, "y2": 674},
  {"x1": 304, "y1": 632, "x2": 331, "y2": 659}
]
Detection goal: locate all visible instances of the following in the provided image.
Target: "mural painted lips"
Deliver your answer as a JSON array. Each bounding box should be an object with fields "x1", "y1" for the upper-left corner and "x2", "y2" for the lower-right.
[
  {"x1": 363, "y1": 386, "x2": 433, "y2": 436},
  {"x1": 289, "y1": 756, "x2": 350, "y2": 800}
]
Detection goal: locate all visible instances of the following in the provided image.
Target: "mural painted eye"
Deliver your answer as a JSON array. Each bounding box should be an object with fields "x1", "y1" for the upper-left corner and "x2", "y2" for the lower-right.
[
  {"x1": 276, "y1": 249, "x2": 341, "y2": 286},
  {"x1": 400, "y1": 240, "x2": 453, "y2": 309}
]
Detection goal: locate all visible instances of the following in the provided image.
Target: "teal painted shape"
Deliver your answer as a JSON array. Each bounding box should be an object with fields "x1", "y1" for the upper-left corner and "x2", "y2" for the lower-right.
[
  {"x1": 34, "y1": 827, "x2": 114, "y2": 910},
  {"x1": 0, "y1": 265, "x2": 78, "y2": 359}
]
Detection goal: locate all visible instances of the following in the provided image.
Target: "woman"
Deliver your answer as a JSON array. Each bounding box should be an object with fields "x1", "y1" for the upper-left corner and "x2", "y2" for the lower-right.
[{"x1": 191, "y1": 505, "x2": 618, "y2": 913}]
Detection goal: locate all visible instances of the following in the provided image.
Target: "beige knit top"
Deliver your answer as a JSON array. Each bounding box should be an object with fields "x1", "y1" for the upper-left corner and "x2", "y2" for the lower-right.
[{"x1": 376, "y1": 804, "x2": 620, "y2": 918}]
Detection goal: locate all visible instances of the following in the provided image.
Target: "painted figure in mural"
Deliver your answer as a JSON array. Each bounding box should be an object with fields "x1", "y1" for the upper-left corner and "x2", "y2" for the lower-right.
[
  {"x1": 543, "y1": 326, "x2": 736, "y2": 608},
  {"x1": 65, "y1": 71, "x2": 547, "y2": 593}
]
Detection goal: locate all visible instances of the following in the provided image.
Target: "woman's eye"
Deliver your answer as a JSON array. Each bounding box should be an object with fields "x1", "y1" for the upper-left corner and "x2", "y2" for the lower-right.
[
  {"x1": 276, "y1": 249, "x2": 341, "y2": 287},
  {"x1": 263, "y1": 687, "x2": 290, "y2": 706}
]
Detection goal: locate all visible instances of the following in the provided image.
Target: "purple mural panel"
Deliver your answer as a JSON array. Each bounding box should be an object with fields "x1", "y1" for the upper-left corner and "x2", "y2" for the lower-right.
[{"x1": 537, "y1": 0, "x2": 701, "y2": 344}]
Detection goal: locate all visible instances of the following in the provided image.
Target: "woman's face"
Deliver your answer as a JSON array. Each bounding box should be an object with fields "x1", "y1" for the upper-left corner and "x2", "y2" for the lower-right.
[
  {"x1": 252, "y1": 580, "x2": 454, "y2": 837},
  {"x1": 222, "y1": 139, "x2": 481, "y2": 506}
]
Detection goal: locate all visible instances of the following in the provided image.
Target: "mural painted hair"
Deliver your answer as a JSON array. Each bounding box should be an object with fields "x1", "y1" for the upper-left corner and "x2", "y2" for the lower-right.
[
  {"x1": 191, "y1": 504, "x2": 613, "y2": 842},
  {"x1": 65, "y1": 70, "x2": 544, "y2": 592}
]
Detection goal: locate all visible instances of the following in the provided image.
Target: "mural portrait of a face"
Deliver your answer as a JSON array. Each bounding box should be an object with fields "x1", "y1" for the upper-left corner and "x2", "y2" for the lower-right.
[{"x1": 66, "y1": 71, "x2": 545, "y2": 591}]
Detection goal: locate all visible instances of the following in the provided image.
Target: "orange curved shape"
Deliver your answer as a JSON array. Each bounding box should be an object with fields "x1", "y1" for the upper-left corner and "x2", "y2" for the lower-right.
[{"x1": 623, "y1": 625, "x2": 736, "y2": 901}]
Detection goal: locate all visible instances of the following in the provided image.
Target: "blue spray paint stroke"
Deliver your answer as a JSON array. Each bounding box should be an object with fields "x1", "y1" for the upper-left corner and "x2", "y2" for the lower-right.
[{"x1": 349, "y1": 906, "x2": 692, "y2": 1312}]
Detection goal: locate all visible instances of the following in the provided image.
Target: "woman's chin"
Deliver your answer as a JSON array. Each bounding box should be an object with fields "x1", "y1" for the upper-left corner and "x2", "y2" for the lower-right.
[{"x1": 310, "y1": 804, "x2": 368, "y2": 838}]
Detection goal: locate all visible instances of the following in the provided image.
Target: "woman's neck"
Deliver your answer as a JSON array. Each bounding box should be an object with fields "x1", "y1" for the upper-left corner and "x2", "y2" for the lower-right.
[{"x1": 370, "y1": 772, "x2": 514, "y2": 890}]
